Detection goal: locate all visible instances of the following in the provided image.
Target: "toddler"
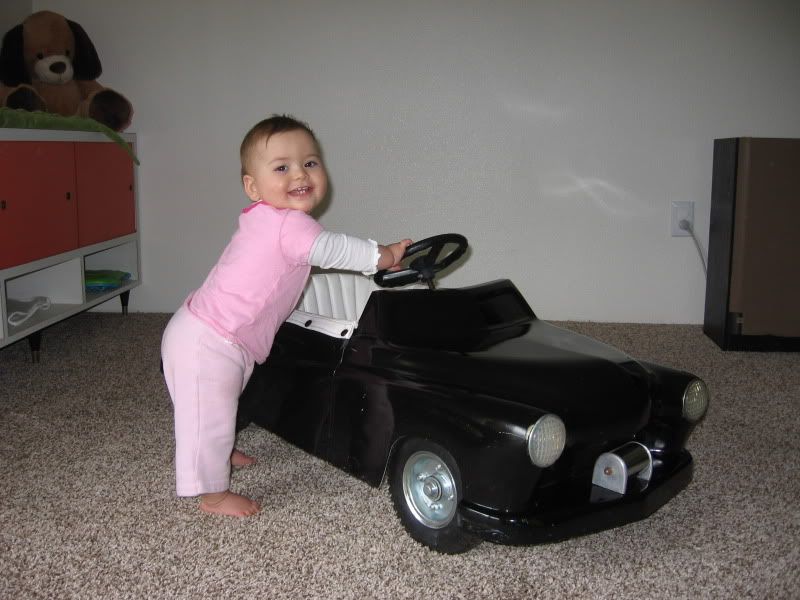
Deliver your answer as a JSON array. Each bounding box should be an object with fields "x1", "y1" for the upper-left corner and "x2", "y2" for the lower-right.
[{"x1": 161, "y1": 115, "x2": 411, "y2": 517}]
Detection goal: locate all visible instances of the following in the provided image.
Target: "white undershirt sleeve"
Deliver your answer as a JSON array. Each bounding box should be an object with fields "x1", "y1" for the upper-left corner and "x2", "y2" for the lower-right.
[{"x1": 308, "y1": 231, "x2": 382, "y2": 275}]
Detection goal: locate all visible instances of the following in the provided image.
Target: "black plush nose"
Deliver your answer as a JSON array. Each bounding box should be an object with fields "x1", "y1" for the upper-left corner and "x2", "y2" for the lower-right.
[{"x1": 49, "y1": 62, "x2": 67, "y2": 74}]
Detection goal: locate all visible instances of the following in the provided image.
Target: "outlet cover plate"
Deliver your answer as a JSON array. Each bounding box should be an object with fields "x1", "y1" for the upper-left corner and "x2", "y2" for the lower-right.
[{"x1": 671, "y1": 201, "x2": 694, "y2": 237}]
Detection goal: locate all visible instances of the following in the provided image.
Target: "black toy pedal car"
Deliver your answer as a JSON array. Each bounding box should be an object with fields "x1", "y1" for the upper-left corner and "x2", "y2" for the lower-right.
[{"x1": 237, "y1": 234, "x2": 709, "y2": 553}]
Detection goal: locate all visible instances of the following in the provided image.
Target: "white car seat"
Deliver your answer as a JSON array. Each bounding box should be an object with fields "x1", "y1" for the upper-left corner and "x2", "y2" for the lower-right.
[
  {"x1": 296, "y1": 272, "x2": 380, "y2": 321},
  {"x1": 287, "y1": 272, "x2": 423, "y2": 338}
]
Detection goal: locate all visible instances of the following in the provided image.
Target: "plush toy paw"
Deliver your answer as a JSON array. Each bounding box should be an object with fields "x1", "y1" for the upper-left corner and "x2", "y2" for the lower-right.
[
  {"x1": 4, "y1": 85, "x2": 46, "y2": 112},
  {"x1": 87, "y1": 89, "x2": 133, "y2": 132}
]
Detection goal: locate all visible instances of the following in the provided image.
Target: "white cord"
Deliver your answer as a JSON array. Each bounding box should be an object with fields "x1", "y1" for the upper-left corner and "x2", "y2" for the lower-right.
[
  {"x1": 679, "y1": 219, "x2": 707, "y2": 275},
  {"x1": 7, "y1": 296, "x2": 51, "y2": 326}
]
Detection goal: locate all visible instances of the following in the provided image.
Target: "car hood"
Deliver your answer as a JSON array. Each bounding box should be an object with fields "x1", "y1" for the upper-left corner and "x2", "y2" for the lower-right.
[{"x1": 385, "y1": 320, "x2": 653, "y2": 434}]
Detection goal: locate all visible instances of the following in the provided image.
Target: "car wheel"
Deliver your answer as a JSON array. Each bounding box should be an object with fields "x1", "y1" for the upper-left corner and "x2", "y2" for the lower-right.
[{"x1": 389, "y1": 438, "x2": 481, "y2": 554}]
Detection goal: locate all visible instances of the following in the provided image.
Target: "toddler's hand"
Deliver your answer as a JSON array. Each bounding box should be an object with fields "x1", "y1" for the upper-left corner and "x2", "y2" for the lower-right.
[{"x1": 379, "y1": 239, "x2": 412, "y2": 271}]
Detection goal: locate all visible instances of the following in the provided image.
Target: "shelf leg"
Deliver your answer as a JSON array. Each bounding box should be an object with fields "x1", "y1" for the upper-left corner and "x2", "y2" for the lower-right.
[
  {"x1": 120, "y1": 290, "x2": 130, "y2": 315},
  {"x1": 27, "y1": 331, "x2": 42, "y2": 363}
]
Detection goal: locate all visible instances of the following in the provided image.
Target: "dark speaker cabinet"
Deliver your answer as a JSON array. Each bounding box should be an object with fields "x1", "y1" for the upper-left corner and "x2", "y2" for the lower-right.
[{"x1": 704, "y1": 137, "x2": 800, "y2": 351}]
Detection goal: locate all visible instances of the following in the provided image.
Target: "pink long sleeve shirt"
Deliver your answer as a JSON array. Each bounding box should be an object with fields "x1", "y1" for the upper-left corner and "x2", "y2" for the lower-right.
[{"x1": 186, "y1": 202, "x2": 323, "y2": 363}]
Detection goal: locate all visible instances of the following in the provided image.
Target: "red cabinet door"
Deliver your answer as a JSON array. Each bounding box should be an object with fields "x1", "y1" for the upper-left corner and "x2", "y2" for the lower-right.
[
  {"x1": 0, "y1": 142, "x2": 78, "y2": 269},
  {"x1": 75, "y1": 142, "x2": 136, "y2": 246}
]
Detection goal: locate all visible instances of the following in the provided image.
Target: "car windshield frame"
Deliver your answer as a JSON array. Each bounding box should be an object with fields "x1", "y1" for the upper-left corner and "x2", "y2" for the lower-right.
[{"x1": 364, "y1": 279, "x2": 536, "y2": 350}]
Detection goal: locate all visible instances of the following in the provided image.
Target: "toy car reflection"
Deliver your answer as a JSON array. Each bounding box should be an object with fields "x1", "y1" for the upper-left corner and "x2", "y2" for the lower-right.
[{"x1": 237, "y1": 234, "x2": 709, "y2": 553}]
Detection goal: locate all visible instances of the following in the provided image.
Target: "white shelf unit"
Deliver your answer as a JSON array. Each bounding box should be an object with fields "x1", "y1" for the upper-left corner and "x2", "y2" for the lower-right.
[{"x1": 0, "y1": 129, "x2": 140, "y2": 357}]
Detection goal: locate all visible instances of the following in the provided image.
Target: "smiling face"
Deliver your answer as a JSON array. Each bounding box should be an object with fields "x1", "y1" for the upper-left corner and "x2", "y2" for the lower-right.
[{"x1": 242, "y1": 129, "x2": 328, "y2": 214}]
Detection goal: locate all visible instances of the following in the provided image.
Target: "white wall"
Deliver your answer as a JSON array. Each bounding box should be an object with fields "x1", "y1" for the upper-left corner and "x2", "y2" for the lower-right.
[
  {"x1": 33, "y1": 1, "x2": 800, "y2": 322},
  {"x1": 0, "y1": 1, "x2": 31, "y2": 33}
]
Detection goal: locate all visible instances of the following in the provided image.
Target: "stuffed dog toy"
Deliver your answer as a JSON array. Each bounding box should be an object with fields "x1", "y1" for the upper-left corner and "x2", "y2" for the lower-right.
[{"x1": 0, "y1": 10, "x2": 132, "y2": 131}]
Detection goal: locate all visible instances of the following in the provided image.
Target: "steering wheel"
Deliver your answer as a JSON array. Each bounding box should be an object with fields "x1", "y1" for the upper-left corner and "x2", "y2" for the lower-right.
[{"x1": 374, "y1": 233, "x2": 468, "y2": 289}]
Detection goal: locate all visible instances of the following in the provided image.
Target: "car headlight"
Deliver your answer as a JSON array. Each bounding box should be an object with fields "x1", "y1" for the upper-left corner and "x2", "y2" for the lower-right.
[
  {"x1": 682, "y1": 379, "x2": 709, "y2": 423},
  {"x1": 526, "y1": 414, "x2": 566, "y2": 467}
]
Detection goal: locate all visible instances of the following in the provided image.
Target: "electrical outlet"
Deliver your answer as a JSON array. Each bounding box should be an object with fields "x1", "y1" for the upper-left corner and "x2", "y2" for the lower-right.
[{"x1": 671, "y1": 201, "x2": 694, "y2": 237}]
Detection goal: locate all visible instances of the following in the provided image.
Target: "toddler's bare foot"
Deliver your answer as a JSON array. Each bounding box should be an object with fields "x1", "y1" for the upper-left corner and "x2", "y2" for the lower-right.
[
  {"x1": 199, "y1": 490, "x2": 260, "y2": 517},
  {"x1": 231, "y1": 449, "x2": 256, "y2": 467}
]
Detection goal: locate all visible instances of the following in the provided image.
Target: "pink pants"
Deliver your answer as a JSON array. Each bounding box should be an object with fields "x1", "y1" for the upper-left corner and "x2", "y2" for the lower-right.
[{"x1": 161, "y1": 305, "x2": 254, "y2": 496}]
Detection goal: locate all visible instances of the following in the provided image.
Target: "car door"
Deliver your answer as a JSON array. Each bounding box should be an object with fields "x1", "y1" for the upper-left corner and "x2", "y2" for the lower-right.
[
  {"x1": 327, "y1": 334, "x2": 398, "y2": 484},
  {"x1": 239, "y1": 323, "x2": 347, "y2": 460}
]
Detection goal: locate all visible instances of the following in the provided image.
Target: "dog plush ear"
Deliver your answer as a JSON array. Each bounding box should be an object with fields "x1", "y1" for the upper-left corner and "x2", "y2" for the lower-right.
[
  {"x1": 0, "y1": 24, "x2": 29, "y2": 86},
  {"x1": 67, "y1": 19, "x2": 102, "y2": 80}
]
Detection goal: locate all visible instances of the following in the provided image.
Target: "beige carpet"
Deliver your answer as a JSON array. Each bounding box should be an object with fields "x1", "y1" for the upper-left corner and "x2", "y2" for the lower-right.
[{"x1": 0, "y1": 313, "x2": 797, "y2": 599}]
